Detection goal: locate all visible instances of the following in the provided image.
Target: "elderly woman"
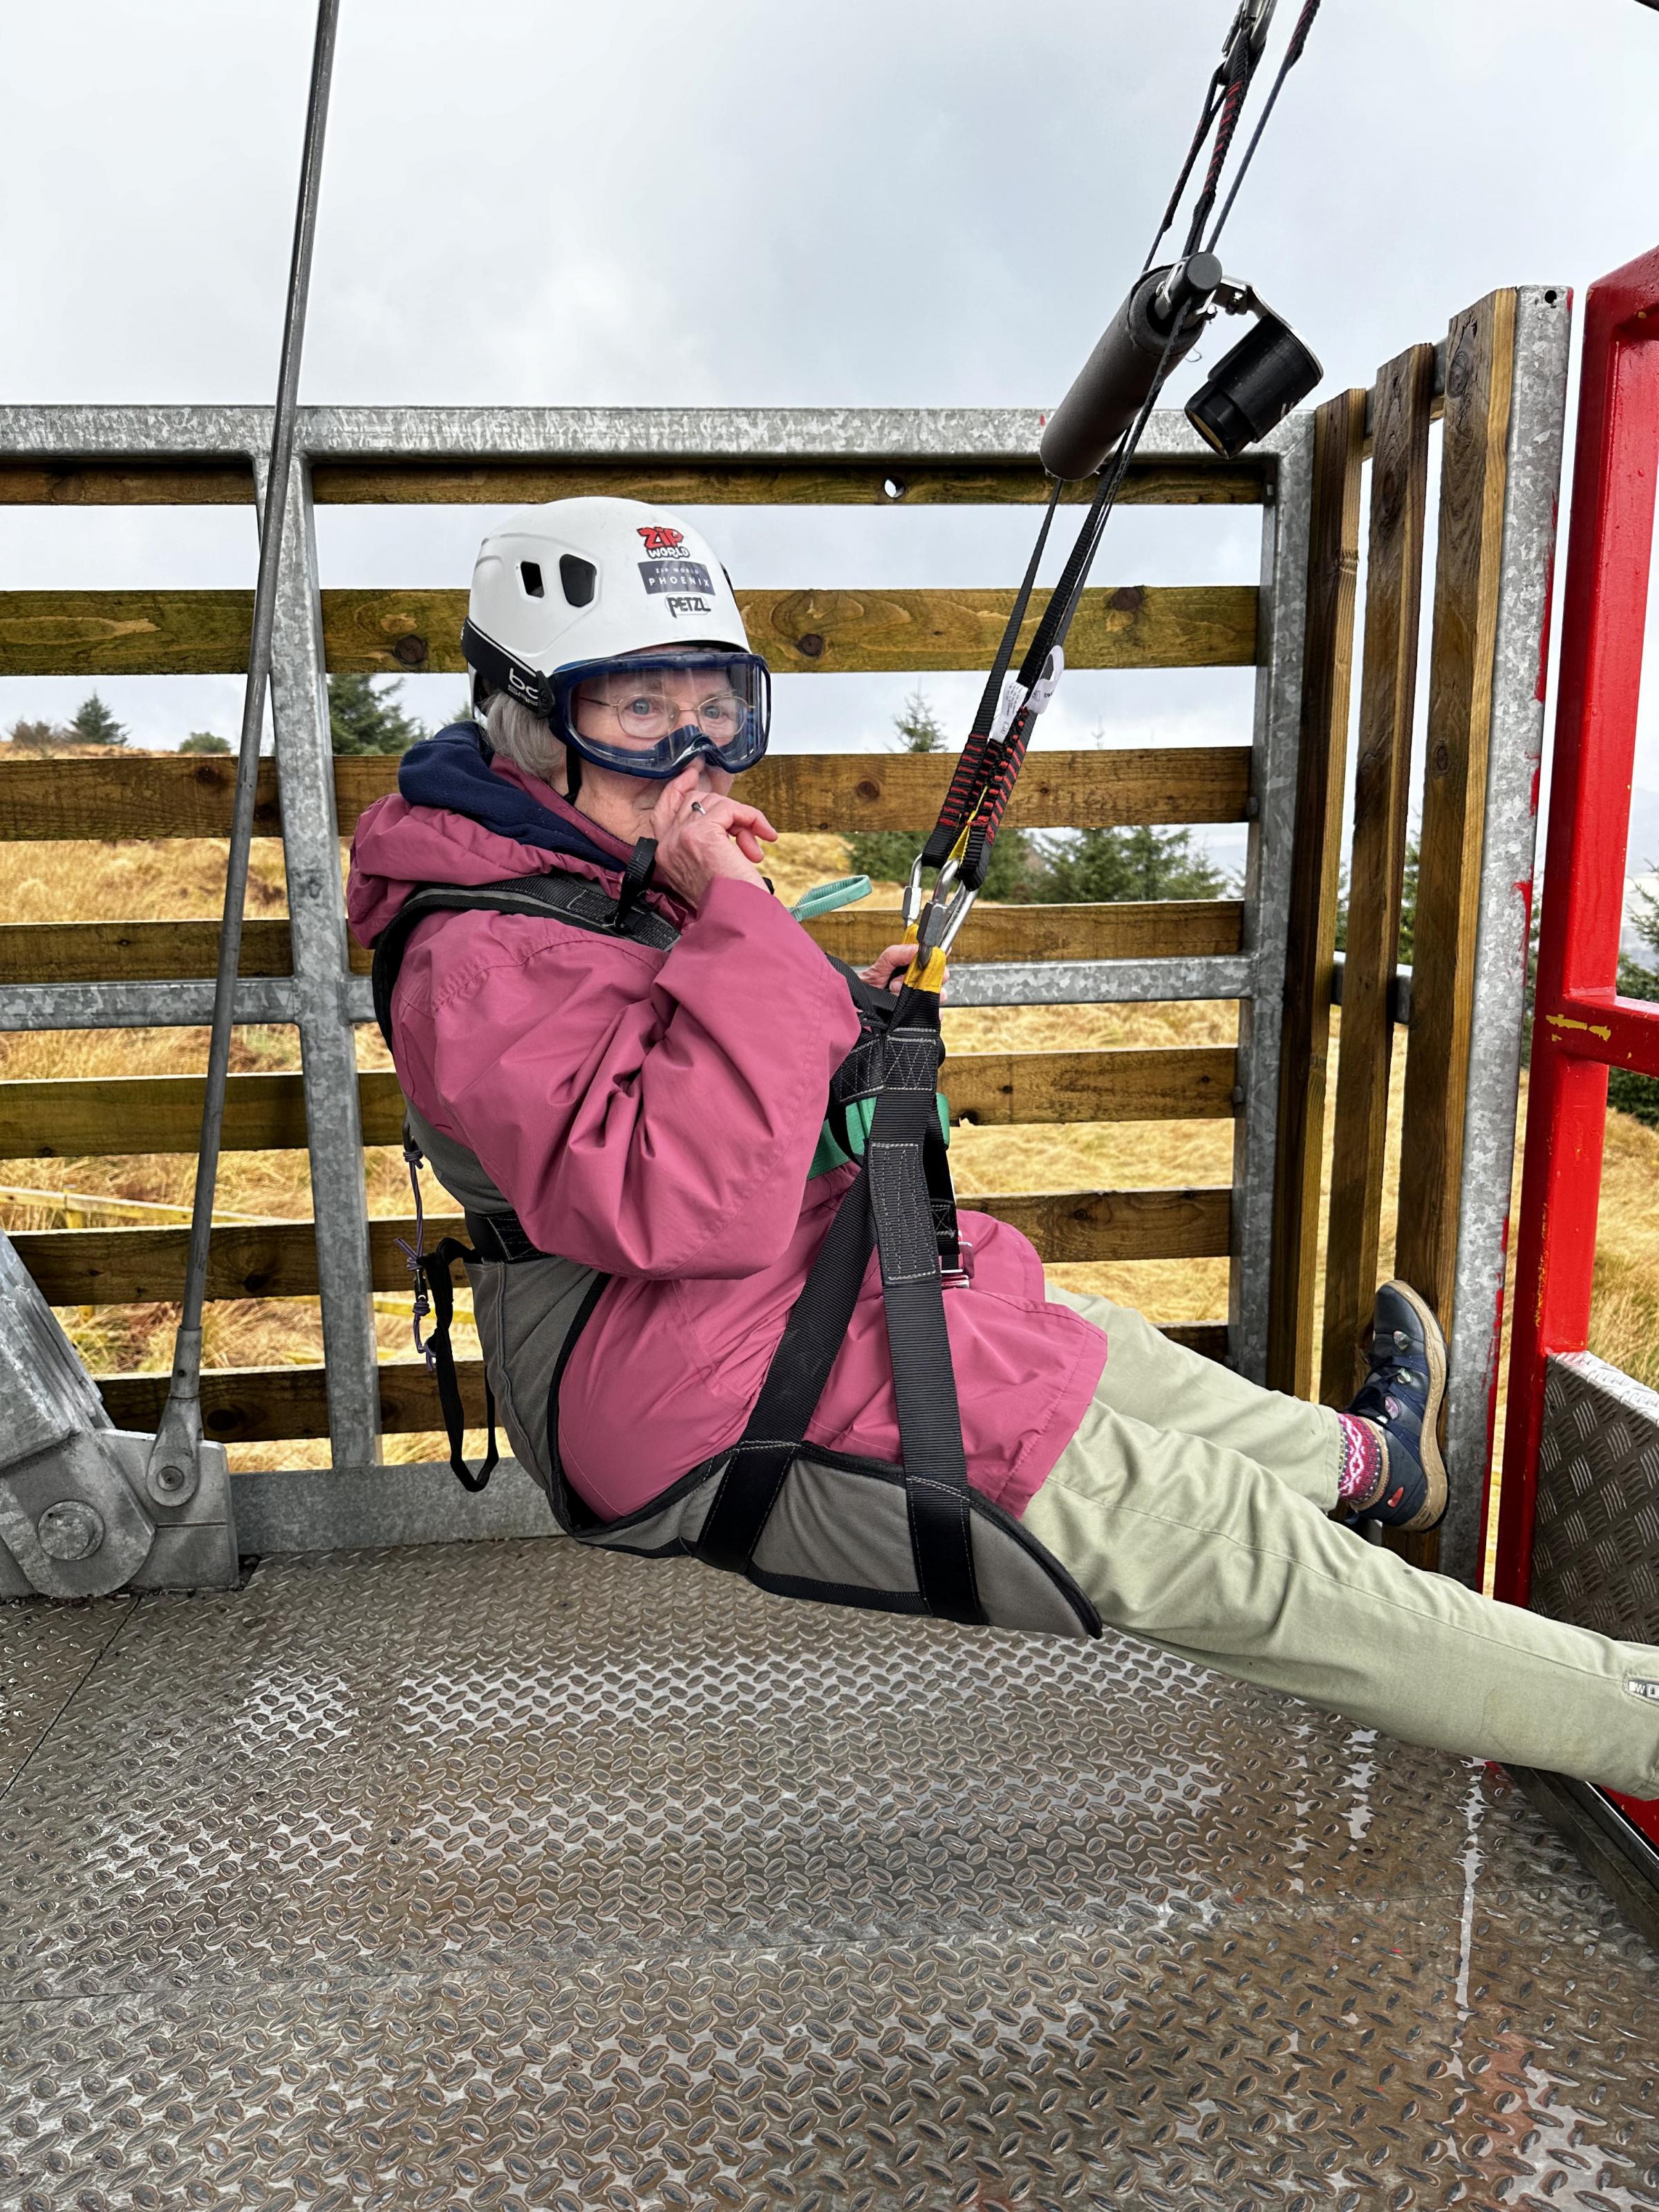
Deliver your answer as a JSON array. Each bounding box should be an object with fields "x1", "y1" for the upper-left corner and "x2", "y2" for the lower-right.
[{"x1": 348, "y1": 496, "x2": 1659, "y2": 1801}]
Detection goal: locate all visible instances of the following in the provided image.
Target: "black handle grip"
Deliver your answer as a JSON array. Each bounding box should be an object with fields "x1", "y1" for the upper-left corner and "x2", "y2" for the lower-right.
[{"x1": 1039, "y1": 256, "x2": 1220, "y2": 482}]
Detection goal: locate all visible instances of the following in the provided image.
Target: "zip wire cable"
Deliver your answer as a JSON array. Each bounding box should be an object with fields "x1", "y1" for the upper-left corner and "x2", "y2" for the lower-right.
[
  {"x1": 1144, "y1": 0, "x2": 1277, "y2": 271},
  {"x1": 953, "y1": 317, "x2": 1191, "y2": 897},
  {"x1": 1206, "y1": 0, "x2": 1322, "y2": 252},
  {"x1": 906, "y1": 0, "x2": 1322, "y2": 955},
  {"x1": 144, "y1": 0, "x2": 341, "y2": 1509}
]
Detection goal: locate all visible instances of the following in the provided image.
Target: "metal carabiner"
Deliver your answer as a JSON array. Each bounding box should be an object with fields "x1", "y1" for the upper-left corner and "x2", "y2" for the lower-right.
[{"x1": 1235, "y1": 0, "x2": 1279, "y2": 61}]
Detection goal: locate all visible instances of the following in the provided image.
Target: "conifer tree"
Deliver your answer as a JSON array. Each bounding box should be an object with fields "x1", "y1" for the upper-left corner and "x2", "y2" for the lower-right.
[
  {"x1": 327, "y1": 673, "x2": 426, "y2": 756},
  {"x1": 67, "y1": 693, "x2": 129, "y2": 747},
  {"x1": 1029, "y1": 823, "x2": 1228, "y2": 903}
]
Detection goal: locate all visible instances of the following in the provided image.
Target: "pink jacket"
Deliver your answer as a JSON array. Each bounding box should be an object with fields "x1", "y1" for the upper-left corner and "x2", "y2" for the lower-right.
[{"x1": 346, "y1": 756, "x2": 1107, "y2": 1521}]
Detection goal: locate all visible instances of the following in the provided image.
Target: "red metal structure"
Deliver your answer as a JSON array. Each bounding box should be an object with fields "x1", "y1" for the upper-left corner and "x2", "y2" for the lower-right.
[{"x1": 1497, "y1": 241, "x2": 1659, "y2": 1850}]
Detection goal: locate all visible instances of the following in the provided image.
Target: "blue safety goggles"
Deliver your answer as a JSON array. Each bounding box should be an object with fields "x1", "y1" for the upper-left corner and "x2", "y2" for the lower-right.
[{"x1": 547, "y1": 651, "x2": 771, "y2": 780}]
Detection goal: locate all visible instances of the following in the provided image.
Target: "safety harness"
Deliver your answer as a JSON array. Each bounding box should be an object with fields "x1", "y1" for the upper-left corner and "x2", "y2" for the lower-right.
[
  {"x1": 369, "y1": 1, "x2": 1327, "y2": 1637},
  {"x1": 372, "y1": 865, "x2": 1100, "y2": 1638}
]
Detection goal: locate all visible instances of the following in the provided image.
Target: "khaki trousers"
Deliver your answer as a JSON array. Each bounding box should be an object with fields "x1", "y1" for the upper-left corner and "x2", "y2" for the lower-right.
[{"x1": 1022, "y1": 1286, "x2": 1659, "y2": 1799}]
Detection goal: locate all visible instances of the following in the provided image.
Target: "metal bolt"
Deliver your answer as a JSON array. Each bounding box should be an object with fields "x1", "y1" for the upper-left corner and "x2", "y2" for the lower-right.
[
  {"x1": 152, "y1": 1463, "x2": 189, "y2": 1496},
  {"x1": 795, "y1": 632, "x2": 825, "y2": 659},
  {"x1": 37, "y1": 1499, "x2": 106, "y2": 1562},
  {"x1": 393, "y1": 633, "x2": 428, "y2": 668}
]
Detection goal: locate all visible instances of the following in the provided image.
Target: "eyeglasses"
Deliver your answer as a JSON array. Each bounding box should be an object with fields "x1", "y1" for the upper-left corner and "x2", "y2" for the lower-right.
[
  {"x1": 545, "y1": 650, "x2": 771, "y2": 780},
  {"x1": 574, "y1": 682, "x2": 749, "y2": 747}
]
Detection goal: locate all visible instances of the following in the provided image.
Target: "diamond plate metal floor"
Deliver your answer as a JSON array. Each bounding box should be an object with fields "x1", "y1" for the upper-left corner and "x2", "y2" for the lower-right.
[{"x1": 1, "y1": 1540, "x2": 1656, "y2": 2211}]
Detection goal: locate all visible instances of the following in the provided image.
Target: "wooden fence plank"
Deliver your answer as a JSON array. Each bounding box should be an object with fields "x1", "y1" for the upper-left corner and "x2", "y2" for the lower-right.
[
  {"x1": 0, "y1": 1048, "x2": 1239, "y2": 1159},
  {"x1": 1266, "y1": 388, "x2": 1367, "y2": 1398},
  {"x1": 0, "y1": 457, "x2": 1262, "y2": 508},
  {"x1": 308, "y1": 460, "x2": 1266, "y2": 509},
  {"x1": 13, "y1": 1219, "x2": 359, "y2": 1303},
  {"x1": 1392, "y1": 292, "x2": 1517, "y2": 1570},
  {"x1": 806, "y1": 899, "x2": 1244, "y2": 966},
  {"x1": 0, "y1": 464, "x2": 255, "y2": 505},
  {"x1": 0, "y1": 747, "x2": 1255, "y2": 841},
  {"x1": 724, "y1": 749, "x2": 1256, "y2": 838},
  {"x1": 0, "y1": 590, "x2": 256, "y2": 676},
  {"x1": 1320, "y1": 344, "x2": 1436, "y2": 1407},
  {"x1": 0, "y1": 756, "x2": 283, "y2": 841},
  {"x1": 0, "y1": 899, "x2": 1244, "y2": 984},
  {"x1": 14, "y1": 1179, "x2": 1233, "y2": 1304},
  {"x1": 0, "y1": 919, "x2": 294, "y2": 984},
  {"x1": 962, "y1": 1186, "x2": 1230, "y2": 1262},
  {"x1": 944, "y1": 1048, "x2": 1237, "y2": 1126},
  {"x1": 320, "y1": 584, "x2": 1258, "y2": 679},
  {"x1": 0, "y1": 1073, "x2": 316, "y2": 1158},
  {"x1": 0, "y1": 583, "x2": 1257, "y2": 680},
  {"x1": 99, "y1": 1295, "x2": 1235, "y2": 1441}
]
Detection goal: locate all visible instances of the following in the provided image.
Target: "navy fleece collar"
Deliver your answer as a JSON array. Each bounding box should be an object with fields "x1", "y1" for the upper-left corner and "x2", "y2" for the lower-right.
[{"x1": 397, "y1": 722, "x2": 619, "y2": 872}]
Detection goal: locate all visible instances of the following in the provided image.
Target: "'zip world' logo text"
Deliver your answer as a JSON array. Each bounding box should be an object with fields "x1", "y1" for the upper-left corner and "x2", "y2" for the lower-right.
[{"x1": 637, "y1": 526, "x2": 684, "y2": 554}]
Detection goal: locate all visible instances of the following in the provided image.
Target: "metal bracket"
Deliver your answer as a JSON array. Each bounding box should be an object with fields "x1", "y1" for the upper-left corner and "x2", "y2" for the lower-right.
[{"x1": 0, "y1": 1430, "x2": 236, "y2": 1599}]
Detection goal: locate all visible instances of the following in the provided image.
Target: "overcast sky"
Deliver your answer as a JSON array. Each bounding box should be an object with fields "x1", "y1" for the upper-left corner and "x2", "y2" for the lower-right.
[{"x1": 3, "y1": 0, "x2": 1657, "y2": 820}]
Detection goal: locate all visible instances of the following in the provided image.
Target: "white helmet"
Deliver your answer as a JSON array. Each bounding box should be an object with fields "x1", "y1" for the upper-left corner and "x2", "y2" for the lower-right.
[{"x1": 462, "y1": 495, "x2": 751, "y2": 714}]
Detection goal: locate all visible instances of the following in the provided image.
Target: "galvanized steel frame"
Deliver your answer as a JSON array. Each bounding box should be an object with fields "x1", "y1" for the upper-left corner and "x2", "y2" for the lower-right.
[
  {"x1": 0, "y1": 372, "x2": 1555, "y2": 1512},
  {"x1": 0, "y1": 400, "x2": 1306, "y2": 1483},
  {"x1": 1439, "y1": 286, "x2": 1573, "y2": 1585},
  {"x1": 1232, "y1": 413, "x2": 1313, "y2": 1382}
]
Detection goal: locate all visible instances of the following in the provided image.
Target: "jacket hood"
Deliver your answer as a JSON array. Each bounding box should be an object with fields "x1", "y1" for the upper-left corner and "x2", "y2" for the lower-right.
[{"x1": 346, "y1": 721, "x2": 692, "y2": 947}]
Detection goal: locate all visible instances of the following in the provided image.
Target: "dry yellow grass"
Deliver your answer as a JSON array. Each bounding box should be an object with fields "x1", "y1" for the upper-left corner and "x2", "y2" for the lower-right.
[{"x1": 7, "y1": 815, "x2": 1659, "y2": 1519}]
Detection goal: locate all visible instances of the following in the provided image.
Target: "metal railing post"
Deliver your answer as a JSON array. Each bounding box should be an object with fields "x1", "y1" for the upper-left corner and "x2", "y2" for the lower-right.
[
  {"x1": 263, "y1": 442, "x2": 382, "y2": 1468},
  {"x1": 1441, "y1": 284, "x2": 1571, "y2": 1587},
  {"x1": 1499, "y1": 245, "x2": 1659, "y2": 1611},
  {"x1": 1230, "y1": 413, "x2": 1315, "y2": 1382}
]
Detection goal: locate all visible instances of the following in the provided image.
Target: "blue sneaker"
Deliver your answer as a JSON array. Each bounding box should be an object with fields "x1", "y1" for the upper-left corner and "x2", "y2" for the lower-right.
[{"x1": 1342, "y1": 1280, "x2": 1447, "y2": 1532}]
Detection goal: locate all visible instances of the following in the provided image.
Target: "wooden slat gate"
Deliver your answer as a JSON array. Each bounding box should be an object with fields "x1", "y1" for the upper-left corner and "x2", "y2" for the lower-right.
[{"x1": 0, "y1": 310, "x2": 1571, "y2": 1580}]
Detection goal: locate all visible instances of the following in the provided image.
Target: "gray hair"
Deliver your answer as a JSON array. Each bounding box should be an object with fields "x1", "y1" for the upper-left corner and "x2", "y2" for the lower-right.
[{"x1": 482, "y1": 691, "x2": 565, "y2": 787}]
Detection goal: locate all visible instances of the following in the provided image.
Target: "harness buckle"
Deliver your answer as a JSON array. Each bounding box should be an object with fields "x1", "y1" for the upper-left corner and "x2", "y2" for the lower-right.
[{"x1": 940, "y1": 1237, "x2": 975, "y2": 1290}]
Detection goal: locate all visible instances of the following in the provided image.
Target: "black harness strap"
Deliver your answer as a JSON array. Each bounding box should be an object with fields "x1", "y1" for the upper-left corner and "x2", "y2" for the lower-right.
[
  {"x1": 693, "y1": 1163, "x2": 879, "y2": 1575},
  {"x1": 694, "y1": 984, "x2": 983, "y2": 1625},
  {"x1": 371, "y1": 868, "x2": 679, "y2": 1050},
  {"x1": 420, "y1": 1233, "x2": 500, "y2": 1492}
]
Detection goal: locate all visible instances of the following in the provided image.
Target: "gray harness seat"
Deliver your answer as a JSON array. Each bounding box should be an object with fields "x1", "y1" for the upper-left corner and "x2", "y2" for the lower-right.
[{"x1": 372, "y1": 865, "x2": 1099, "y2": 1641}]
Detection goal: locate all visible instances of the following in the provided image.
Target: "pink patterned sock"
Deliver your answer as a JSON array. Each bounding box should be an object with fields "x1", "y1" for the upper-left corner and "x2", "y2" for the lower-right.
[{"x1": 1335, "y1": 1412, "x2": 1382, "y2": 1505}]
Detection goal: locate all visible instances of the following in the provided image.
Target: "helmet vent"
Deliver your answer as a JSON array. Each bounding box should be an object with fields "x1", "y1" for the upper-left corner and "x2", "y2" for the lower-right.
[
  {"x1": 559, "y1": 554, "x2": 597, "y2": 608},
  {"x1": 519, "y1": 561, "x2": 545, "y2": 598}
]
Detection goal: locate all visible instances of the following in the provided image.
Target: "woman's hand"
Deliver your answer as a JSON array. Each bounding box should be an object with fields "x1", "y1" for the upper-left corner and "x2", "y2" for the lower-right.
[
  {"x1": 859, "y1": 942, "x2": 947, "y2": 998},
  {"x1": 647, "y1": 766, "x2": 778, "y2": 908}
]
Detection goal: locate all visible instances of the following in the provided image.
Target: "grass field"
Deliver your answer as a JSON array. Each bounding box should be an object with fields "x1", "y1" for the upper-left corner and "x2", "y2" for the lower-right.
[{"x1": 5, "y1": 808, "x2": 1658, "y2": 1526}]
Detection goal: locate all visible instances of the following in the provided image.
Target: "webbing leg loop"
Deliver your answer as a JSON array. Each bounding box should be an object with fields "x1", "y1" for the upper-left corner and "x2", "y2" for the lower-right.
[{"x1": 422, "y1": 1237, "x2": 500, "y2": 1494}]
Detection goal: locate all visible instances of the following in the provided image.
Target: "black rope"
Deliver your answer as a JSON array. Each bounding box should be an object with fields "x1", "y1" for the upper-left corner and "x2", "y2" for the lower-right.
[
  {"x1": 918, "y1": 0, "x2": 1324, "y2": 904},
  {"x1": 968, "y1": 476, "x2": 1063, "y2": 735},
  {"x1": 1143, "y1": 73, "x2": 1224, "y2": 272},
  {"x1": 1206, "y1": 0, "x2": 1322, "y2": 252},
  {"x1": 1181, "y1": 37, "x2": 1255, "y2": 257}
]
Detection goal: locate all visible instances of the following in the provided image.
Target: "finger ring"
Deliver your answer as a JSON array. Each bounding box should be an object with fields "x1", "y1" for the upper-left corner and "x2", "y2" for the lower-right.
[{"x1": 689, "y1": 799, "x2": 706, "y2": 816}]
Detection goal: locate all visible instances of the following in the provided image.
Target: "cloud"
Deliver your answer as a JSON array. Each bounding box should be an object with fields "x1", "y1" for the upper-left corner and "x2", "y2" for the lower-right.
[{"x1": 4, "y1": 0, "x2": 1659, "y2": 763}]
